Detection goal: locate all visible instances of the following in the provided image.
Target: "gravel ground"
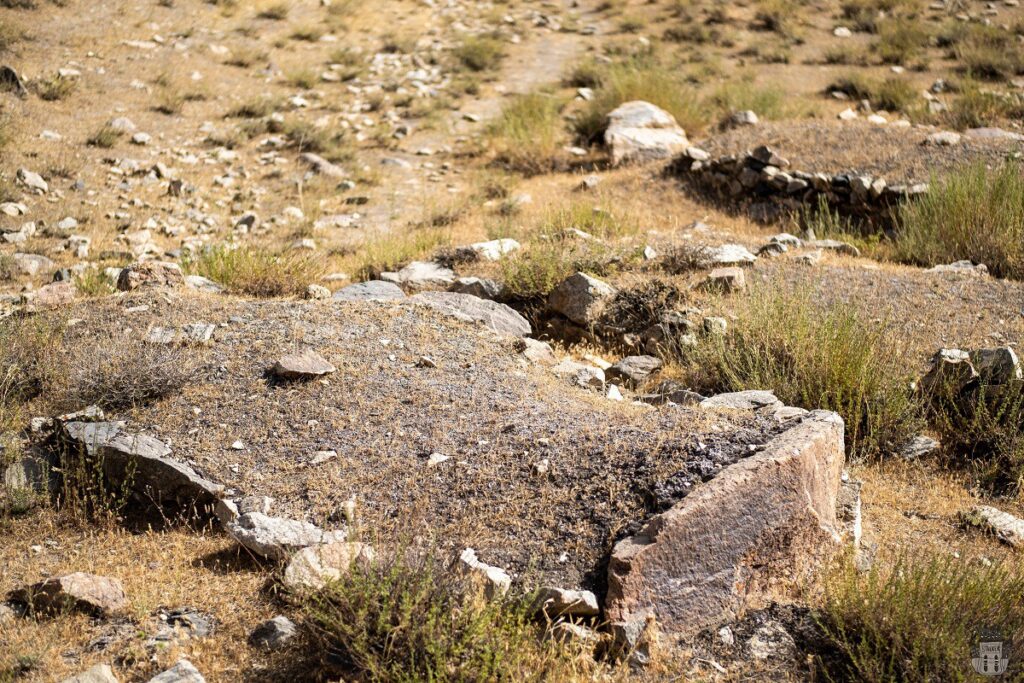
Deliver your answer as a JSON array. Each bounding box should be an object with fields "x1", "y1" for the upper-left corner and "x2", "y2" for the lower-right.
[{"x1": 45, "y1": 291, "x2": 785, "y2": 595}]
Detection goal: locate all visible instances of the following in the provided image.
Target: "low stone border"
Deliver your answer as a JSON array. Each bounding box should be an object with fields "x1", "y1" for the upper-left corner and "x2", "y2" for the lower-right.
[{"x1": 668, "y1": 145, "x2": 929, "y2": 227}]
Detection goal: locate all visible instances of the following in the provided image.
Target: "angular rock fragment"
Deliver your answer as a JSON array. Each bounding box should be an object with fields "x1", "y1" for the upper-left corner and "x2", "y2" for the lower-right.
[
  {"x1": 698, "y1": 267, "x2": 745, "y2": 293},
  {"x1": 533, "y1": 586, "x2": 600, "y2": 618},
  {"x1": 380, "y1": 261, "x2": 455, "y2": 290},
  {"x1": 695, "y1": 244, "x2": 757, "y2": 267},
  {"x1": 11, "y1": 572, "x2": 129, "y2": 617},
  {"x1": 453, "y1": 548, "x2": 511, "y2": 600},
  {"x1": 548, "y1": 272, "x2": 616, "y2": 326},
  {"x1": 605, "y1": 101, "x2": 689, "y2": 165},
  {"x1": 283, "y1": 541, "x2": 376, "y2": 591},
  {"x1": 271, "y1": 350, "x2": 336, "y2": 380},
  {"x1": 61, "y1": 664, "x2": 119, "y2": 683},
  {"x1": 226, "y1": 512, "x2": 347, "y2": 561}
]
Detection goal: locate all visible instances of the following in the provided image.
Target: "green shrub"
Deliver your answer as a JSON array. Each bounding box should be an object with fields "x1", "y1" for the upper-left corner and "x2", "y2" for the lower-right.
[
  {"x1": 894, "y1": 162, "x2": 1024, "y2": 280},
  {"x1": 873, "y1": 17, "x2": 931, "y2": 64},
  {"x1": 500, "y1": 238, "x2": 618, "y2": 300},
  {"x1": 944, "y1": 23, "x2": 1024, "y2": 80},
  {"x1": 938, "y1": 87, "x2": 1024, "y2": 129},
  {"x1": 827, "y1": 73, "x2": 917, "y2": 112},
  {"x1": 185, "y1": 245, "x2": 325, "y2": 297},
  {"x1": 349, "y1": 228, "x2": 449, "y2": 281},
  {"x1": 684, "y1": 281, "x2": 922, "y2": 459},
  {"x1": 818, "y1": 556, "x2": 1024, "y2": 682},
  {"x1": 709, "y1": 80, "x2": 817, "y2": 120},
  {"x1": 487, "y1": 93, "x2": 566, "y2": 175},
  {"x1": 303, "y1": 551, "x2": 582, "y2": 682}
]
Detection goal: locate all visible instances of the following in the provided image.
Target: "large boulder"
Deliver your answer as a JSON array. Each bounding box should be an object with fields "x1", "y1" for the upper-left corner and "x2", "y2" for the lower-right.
[
  {"x1": 548, "y1": 272, "x2": 616, "y2": 327},
  {"x1": 11, "y1": 572, "x2": 129, "y2": 617},
  {"x1": 606, "y1": 411, "x2": 846, "y2": 637},
  {"x1": 605, "y1": 101, "x2": 689, "y2": 166},
  {"x1": 61, "y1": 421, "x2": 223, "y2": 512},
  {"x1": 409, "y1": 291, "x2": 531, "y2": 337}
]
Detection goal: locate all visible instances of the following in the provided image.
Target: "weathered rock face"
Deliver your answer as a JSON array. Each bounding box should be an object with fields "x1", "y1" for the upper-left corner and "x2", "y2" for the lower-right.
[
  {"x1": 147, "y1": 660, "x2": 205, "y2": 683},
  {"x1": 116, "y1": 262, "x2": 185, "y2": 291},
  {"x1": 61, "y1": 421, "x2": 223, "y2": 512},
  {"x1": 226, "y1": 512, "x2": 347, "y2": 561},
  {"x1": 453, "y1": 548, "x2": 511, "y2": 600},
  {"x1": 12, "y1": 572, "x2": 129, "y2": 616},
  {"x1": 961, "y1": 505, "x2": 1024, "y2": 549},
  {"x1": 249, "y1": 616, "x2": 298, "y2": 651},
  {"x1": 409, "y1": 291, "x2": 531, "y2": 337},
  {"x1": 380, "y1": 261, "x2": 455, "y2": 290},
  {"x1": 548, "y1": 272, "x2": 617, "y2": 327},
  {"x1": 606, "y1": 411, "x2": 846, "y2": 637},
  {"x1": 283, "y1": 541, "x2": 376, "y2": 591},
  {"x1": 606, "y1": 355, "x2": 663, "y2": 389},
  {"x1": 332, "y1": 280, "x2": 406, "y2": 302},
  {"x1": 532, "y1": 586, "x2": 600, "y2": 618},
  {"x1": 605, "y1": 101, "x2": 689, "y2": 166}
]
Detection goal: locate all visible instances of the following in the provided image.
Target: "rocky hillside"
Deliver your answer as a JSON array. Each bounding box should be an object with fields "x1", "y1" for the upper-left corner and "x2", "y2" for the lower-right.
[{"x1": 2, "y1": 0, "x2": 1024, "y2": 681}]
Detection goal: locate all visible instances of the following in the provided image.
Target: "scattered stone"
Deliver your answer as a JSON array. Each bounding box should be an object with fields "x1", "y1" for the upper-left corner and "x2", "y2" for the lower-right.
[
  {"x1": 11, "y1": 572, "x2": 129, "y2": 617},
  {"x1": 380, "y1": 261, "x2": 455, "y2": 290},
  {"x1": 333, "y1": 280, "x2": 406, "y2": 301},
  {"x1": 299, "y1": 152, "x2": 348, "y2": 179},
  {"x1": 728, "y1": 110, "x2": 759, "y2": 127},
  {"x1": 147, "y1": 660, "x2": 205, "y2": 683},
  {"x1": 696, "y1": 244, "x2": 757, "y2": 267},
  {"x1": 226, "y1": 512, "x2": 347, "y2": 561},
  {"x1": 607, "y1": 356, "x2": 663, "y2": 389},
  {"x1": 901, "y1": 435, "x2": 940, "y2": 460},
  {"x1": 805, "y1": 239, "x2": 860, "y2": 257},
  {"x1": 605, "y1": 101, "x2": 689, "y2": 165},
  {"x1": 271, "y1": 350, "x2": 336, "y2": 380},
  {"x1": 698, "y1": 267, "x2": 745, "y2": 293},
  {"x1": 283, "y1": 541, "x2": 376, "y2": 591},
  {"x1": 17, "y1": 168, "x2": 48, "y2": 194},
  {"x1": 961, "y1": 506, "x2": 1024, "y2": 549},
  {"x1": 549, "y1": 621, "x2": 599, "y2": 647},
  {"x1": 185, "y1": 275, "x2": 224, "y2": 293},
  {"x1": 116, "y1": 261, "x2": 185, "y2": 291},
  {"x1": 747, "y1": 621, "x2": 797, "y2": 660},
  {"x1": 462, "y1": 238, "x2": 520, "y2": 261},
  {"x1": 533, "y1": 587, "x2": 600, "y2": 618},
  {"x1": 12, "y1": 252, "x2": 54, "y2": 277},
  {"x1": 453, "y1": 548, "x2": 511, "y2": 600},
  {"x1": 517, "y1": 337, "x2": 557, "y2": 365},
  {"x1": 548, "y1": 272, "x2": 617, "y2": 326},
  {"x1": 21, "y1": 282, "x2": 77, "y2": 311},
  {"x1": 919, "y1": 348, "x2": 978, "y2": 395},
  {"x1": 969, "y1": 347, "x2": 1022, "y2": 384},
  {"x1": 409, "y1": 291, "x2": 531, "y2": 337},
  {"x1": 927, "y1": 260, "x2": 988, "y2": 277},
  {"x1": 61, "y1": 664, "x2": 119, "y2": 683},
  {"x1": 449, "y1": 276, "x2": 503, "y2": 300},
  {"x1": 249, "y1": 616, "x2": 298, "y2": 651}
]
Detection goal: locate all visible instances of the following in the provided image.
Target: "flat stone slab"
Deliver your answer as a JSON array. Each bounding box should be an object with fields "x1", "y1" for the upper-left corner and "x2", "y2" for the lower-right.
[
  {"x1": 409, "y1": 291, "x2": 531, "y2": 337},
  {"x1": 61, "y1": 421, "x2": 223, "y2": 512},
  {"x1": 11, "y1": 572, "x2": 129, "y2": 617},
  {"x1": 606, "y1": 411, "x2": 846, "y2": 637},
  {"x1": 700, "y1": 390, "x2": 783, "y2": 412},
  {"x1": 271, "y1": 349, "x2": 336, "y2": 380},
  {"x1": 333, "y1": 280, "x2": 406, "y2": 302}
]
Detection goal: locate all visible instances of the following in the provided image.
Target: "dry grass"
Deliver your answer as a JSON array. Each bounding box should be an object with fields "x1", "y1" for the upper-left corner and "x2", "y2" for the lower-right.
[
  {"x1": 894, "y1": 162, "x2": 1024, "y2": 280},
  {"x1": 453, "y1": 34, "x2": 505, "y2": 73},
  {"x1": 185, "y1": 245, "x2": 325, "y2": 297},
  {"x1": 487, "y1": 92, "x2": 567, "y2": 175}
]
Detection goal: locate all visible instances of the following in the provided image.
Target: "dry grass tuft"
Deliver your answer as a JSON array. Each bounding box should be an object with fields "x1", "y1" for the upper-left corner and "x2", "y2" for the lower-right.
[
  {"x1": 186, "y1": 245, "x2": 326, "y2": 297},
  {"x1": 487, "y1": 92, "x2": 567, "y2": 175}
]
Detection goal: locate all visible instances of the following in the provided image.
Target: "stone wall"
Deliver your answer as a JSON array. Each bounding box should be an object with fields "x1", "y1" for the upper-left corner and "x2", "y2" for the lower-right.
[{"x1": 668, "y1": 144, "x2": 929, "y2": 228}]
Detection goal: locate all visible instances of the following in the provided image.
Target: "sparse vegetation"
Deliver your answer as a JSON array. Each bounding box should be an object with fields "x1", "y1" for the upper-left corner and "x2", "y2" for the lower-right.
[
  {"x1": 487, "y1": 93, "x2": 566, "y2": 175},
  {"x1": 453, "y1": 34, "x2": 505, "y2": 73},
  {"x1": 30, "y1": 74, "x2": 75, "y2": 101},
  {"x1": 304, "y1": 550, "x2": 585, "y2": 682},
  {"x1": 684, "y1": 280, "x2": 923, "y2": 459},
  {"x1": 894, "y1": 162, "x2": 1024, "y2": 280},
  {"x1": 86, "y1": 123, "x2": 123, "y2": 148},
  {"x1": 818, "y1": 556, "x2": 1024, "y2": 682},
  {"x1": 185, "y1": 245, "x2": 326, "y2": 297}
]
